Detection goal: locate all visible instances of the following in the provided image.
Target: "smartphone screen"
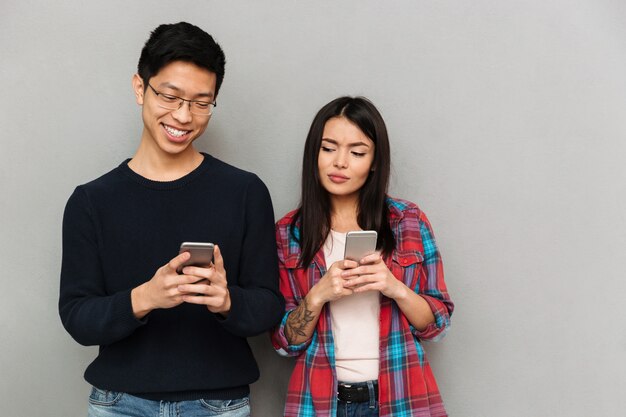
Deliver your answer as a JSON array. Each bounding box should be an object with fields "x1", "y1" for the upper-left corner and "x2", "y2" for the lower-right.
[{"x1": 344, "y1": 231, "x2": 377, "y2": 263}]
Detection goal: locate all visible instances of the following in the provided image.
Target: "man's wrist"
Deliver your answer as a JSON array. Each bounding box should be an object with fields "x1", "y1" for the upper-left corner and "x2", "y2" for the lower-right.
[
  {"x1": 214, "y1": 288, "x2": 231, "y2": 318},
  {"x1": 131, "y1": 283, "x2": 153, "y2": 319}
]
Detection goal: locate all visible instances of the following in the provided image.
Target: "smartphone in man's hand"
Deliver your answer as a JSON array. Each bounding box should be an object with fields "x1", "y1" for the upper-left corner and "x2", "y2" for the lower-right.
[{"x1": 177, "y1": 242, "x2": 214, "y2": 274}]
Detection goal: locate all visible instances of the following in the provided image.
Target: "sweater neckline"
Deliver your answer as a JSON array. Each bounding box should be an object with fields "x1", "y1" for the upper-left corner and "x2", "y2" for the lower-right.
[{"x1": 118, "y1": 152, "x2": 213, "y2": 190}]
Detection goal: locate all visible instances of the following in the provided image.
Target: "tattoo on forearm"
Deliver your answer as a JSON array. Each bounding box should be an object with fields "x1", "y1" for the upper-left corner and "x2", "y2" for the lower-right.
[{"x1": 285, "y1": 298, "x2": 315, "y2": 344}]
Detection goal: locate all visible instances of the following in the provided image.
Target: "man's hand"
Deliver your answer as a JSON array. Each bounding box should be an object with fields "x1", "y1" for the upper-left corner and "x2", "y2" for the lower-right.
[
  {"x1": 177, "y1": 245, "x2": 231, "y2": 316},
  {"x1": 131, "y1": 251, "x2": 202, "y2": 319}
]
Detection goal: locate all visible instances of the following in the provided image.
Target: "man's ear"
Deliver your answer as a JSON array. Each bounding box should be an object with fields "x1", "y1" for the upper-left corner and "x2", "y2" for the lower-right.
[{"x1": 132, "y1": 74, "x2": 145, "y2": 105}]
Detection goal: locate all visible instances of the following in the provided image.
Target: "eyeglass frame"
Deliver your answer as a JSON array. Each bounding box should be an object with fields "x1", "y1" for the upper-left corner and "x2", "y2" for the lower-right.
[{"x1": 146, "y1": 83, "x2": 217, "y2": 116}]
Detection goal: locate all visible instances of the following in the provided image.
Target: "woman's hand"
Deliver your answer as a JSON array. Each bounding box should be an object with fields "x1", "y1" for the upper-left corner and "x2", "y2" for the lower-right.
[
  {"x1": 284, "y1": 259, "x2": 357, "y2": 345},
  {"x1": 341, "y1": 253, "x2": 407, "y2": 300},
  {"x1": 342, "y1": 252, "x2": 436, "y2": 331},
  {"x1": 308, "y1": 259, "x2": 357, "y2": 308}
]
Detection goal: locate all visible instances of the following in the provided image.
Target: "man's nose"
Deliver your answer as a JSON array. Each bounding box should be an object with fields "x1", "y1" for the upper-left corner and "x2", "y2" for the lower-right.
[{"x1": 171, "y1": 100, "x2": 193, "y2": 124}]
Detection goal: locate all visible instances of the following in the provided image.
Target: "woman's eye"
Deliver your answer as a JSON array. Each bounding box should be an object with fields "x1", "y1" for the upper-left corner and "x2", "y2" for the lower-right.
[
  {"x1": 321, "y1": 146, "x2": 335, "y2": 152},
  {"x1": 352, "y1": 152, "x2": 366, "y2": 157}
]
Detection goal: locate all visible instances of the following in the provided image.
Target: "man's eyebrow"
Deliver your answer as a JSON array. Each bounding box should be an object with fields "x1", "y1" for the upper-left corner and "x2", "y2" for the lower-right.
[
  {"x1": 157, "y1": 82, "x2": 214, "y2": 99},
  {"x1": 321, "y1": 138, "x2": 371, "y2": 147}
]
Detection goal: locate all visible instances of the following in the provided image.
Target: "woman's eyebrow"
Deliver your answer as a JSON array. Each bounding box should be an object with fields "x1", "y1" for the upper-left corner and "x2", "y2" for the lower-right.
[{"x1": 322, "y1": 138, "x2": 371, "y2": 147}]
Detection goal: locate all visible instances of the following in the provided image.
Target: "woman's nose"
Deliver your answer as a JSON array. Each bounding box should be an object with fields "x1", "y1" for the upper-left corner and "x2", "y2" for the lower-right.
[{"x1": 333, "y1": 151, "x2": 348, "y2": 168}]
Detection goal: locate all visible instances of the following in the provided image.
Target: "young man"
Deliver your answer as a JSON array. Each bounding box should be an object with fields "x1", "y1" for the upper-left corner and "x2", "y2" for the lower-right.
[{"x1": 59, "y1": 22, "x2": 284, "y2": 417}]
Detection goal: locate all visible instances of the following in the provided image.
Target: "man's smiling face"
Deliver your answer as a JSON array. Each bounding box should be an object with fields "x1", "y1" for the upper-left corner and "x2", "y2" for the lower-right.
[{"x1": 133, "y1": 60, "x2": 216, "y2": 156}]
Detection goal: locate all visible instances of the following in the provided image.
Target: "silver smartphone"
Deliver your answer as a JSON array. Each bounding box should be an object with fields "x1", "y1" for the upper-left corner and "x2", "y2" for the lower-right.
[
  {"x1": 344, "y1": 231, "x2": 378, "y2": 264},
  {"x1": 177, "y1": 242, "x2": 214, "y2": 274}
]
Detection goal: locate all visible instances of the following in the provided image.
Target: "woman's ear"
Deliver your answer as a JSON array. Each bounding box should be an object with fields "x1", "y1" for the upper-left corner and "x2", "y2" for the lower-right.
[{"x1": 132, "y1": 74, "x2": 145, "y2": 105}]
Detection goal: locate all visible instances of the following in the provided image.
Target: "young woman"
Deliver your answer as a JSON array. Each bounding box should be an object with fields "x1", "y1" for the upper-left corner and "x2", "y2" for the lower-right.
[{"x1": 272, "y1": 96, "x2": 454, "y2": 417}]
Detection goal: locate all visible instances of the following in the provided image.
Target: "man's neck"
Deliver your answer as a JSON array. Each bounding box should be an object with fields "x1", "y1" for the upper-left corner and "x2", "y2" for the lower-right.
[{"x1": 128, "y1": 142, "x2": 204, "y2": 182}]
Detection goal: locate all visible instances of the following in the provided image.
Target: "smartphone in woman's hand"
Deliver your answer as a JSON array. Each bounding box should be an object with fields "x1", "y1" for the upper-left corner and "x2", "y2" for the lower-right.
[{"x1": 344, "y1": 231, "x2": 377, "y2": 264}]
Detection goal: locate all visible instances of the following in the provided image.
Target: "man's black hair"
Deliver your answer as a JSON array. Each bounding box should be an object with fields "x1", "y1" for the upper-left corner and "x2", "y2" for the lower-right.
[{"x1": 138, "y1": 22, "x2": 226, "y2": 96}]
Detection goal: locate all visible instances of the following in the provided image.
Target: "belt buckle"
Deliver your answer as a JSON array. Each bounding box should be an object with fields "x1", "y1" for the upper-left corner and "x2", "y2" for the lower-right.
[
  {"x1": 338, "y1": 383, "x2": 352, "y2": 403},
  {"x1": 338, "y1": 383, "x2": 368, "y2": 403}
]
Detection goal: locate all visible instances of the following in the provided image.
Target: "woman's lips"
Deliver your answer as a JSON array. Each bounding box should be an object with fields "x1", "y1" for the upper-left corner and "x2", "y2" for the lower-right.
[{"x1": 328, "y1": 174, "x2": 349, "y2": 184}]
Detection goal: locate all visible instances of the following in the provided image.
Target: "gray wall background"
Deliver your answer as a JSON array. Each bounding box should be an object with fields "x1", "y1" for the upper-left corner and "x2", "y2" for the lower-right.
[{"x1": 1, "y1": 1, "x2": 625, "y2": 416}]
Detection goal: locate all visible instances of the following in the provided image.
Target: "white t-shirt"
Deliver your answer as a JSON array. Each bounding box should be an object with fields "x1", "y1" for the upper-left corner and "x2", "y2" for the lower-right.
[{"x1": 325, "y1": 230, "x2": 380, "y2": 382}]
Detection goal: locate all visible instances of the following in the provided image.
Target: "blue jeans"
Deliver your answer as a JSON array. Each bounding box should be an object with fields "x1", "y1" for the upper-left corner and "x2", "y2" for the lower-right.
[
  {"x1": 87, "y1": 387, "x2": 250, "y2": 417},
  {"x1": 337, "y1": 380, "x2": 379, "y2": 417}
]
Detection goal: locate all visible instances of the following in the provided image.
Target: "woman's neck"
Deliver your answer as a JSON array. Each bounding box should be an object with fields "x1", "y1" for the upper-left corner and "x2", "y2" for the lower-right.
[{"x1": 329, "y1": 195, "x2": 361, "y2": 232}]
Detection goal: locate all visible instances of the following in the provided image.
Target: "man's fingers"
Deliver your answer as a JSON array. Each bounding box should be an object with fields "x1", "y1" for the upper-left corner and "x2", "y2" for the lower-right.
[
  {"x1": 180, "y1": 276, "x2": 210, "y2": 287},
  {"x1": 180, "y1": 266, "x2": 211, "y2": 279},
  {"x1": 180, "y1": 287, "x2": 226, "y2": 304},
  {"x1": 213, "y1": 245, "x2": 225, "y2": 272},
  {"x1": 181, "y1": 294, "x2": 220, "y2": 305},
  {"x1": 168, "y1": 251, "x2": 191, "y2": 272},
  {"x1": 181, "y1": 266, "x2": 225, "y2": 286},
  {"x1": 178, "y1": 281, "x2": 211, "y2": 294}
]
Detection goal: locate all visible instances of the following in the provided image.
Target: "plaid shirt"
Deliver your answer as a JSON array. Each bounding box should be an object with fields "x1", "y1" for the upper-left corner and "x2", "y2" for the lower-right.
[{"x1": 272, "y1": 197, "x2": 454, "y2": 417}]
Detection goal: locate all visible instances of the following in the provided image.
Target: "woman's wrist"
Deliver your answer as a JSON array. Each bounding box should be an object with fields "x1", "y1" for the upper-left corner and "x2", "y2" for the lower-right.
[
  {"x1": 388, "y1": 278, "x2": 410, "y2": 301},
  {"x1": 305, "y1": 289, "x2": 324, "y2": 311}
]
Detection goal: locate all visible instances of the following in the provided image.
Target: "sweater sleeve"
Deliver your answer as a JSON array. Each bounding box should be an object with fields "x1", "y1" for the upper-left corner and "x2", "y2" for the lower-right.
[
  {"x1": 217, "y1": 176, "x2": 285, "y2": 337},
  {"x1": 58, "y1": 187, "x2": 145, "y2": 346}
]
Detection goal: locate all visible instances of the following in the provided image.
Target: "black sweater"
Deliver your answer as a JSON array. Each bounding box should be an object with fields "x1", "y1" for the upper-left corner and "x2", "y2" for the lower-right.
[{"x1": 59, "y1": 153, "x2": 284, "y2": 400}]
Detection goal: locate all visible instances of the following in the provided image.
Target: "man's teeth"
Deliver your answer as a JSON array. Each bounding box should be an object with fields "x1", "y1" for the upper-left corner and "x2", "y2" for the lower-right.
[{"x1": 164, "y1": 125, "x2": 189, "y2": 137}]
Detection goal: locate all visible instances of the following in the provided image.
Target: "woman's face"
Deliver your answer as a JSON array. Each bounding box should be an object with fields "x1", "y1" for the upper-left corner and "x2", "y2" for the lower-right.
[{"x1": 317, "y1": 116, "x2": 375, "y2": 202}]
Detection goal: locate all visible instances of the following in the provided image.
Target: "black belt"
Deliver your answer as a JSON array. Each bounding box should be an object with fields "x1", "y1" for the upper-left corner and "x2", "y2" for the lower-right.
[{"x1": 337, "y1": 382, "x2": 378, "y2": 403}]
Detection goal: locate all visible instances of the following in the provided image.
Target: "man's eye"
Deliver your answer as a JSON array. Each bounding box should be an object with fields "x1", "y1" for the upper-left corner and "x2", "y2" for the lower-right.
[
  {"x1": 194, "y1": 102, "x2": 210, "y2": 109},
  {"x1": 161, "y1": 94, "x2": 179, "y2": 103}
]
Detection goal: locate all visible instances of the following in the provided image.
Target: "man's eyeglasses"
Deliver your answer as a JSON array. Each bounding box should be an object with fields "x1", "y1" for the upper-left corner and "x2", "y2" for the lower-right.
[{"x1": 147, "y1": 84, "x2": 216, "y2": 116}]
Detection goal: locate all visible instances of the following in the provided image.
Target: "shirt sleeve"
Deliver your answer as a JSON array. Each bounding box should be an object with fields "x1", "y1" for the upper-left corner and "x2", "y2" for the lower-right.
[
  {"x1": 271, "y1": 224, "x2": 313, "y2": 357},
  {"x1": 58, "y1": 187, "x2": 146, "y2": 346},
  {"x1": 217, "y1": 175, "x2": 285, "y2": 337},
  {"x1": 411, "y1": 212, "x2": 454, "y2": 341}
]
